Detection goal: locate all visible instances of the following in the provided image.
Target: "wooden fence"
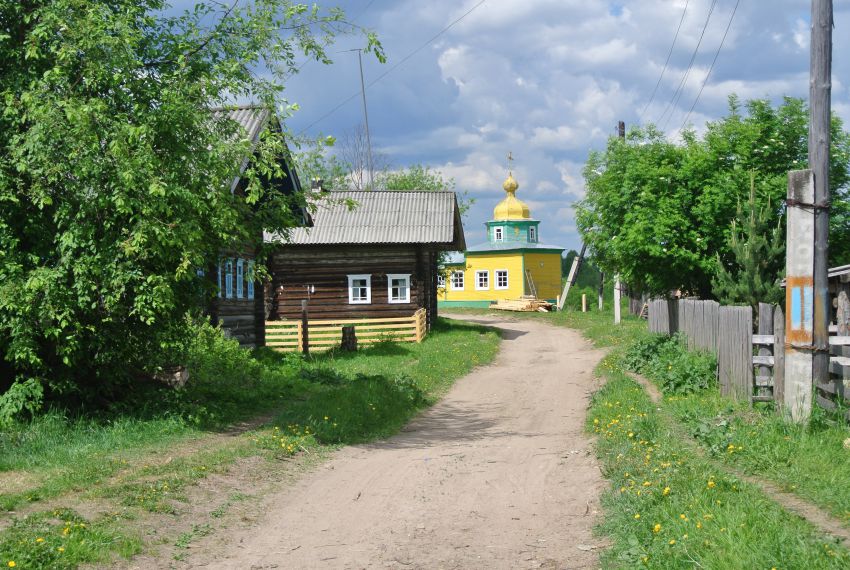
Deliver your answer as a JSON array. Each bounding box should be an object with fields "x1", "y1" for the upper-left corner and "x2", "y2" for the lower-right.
[
  {"x1": 648, "y1": 298, "x2": 850, "y2": 414},
  {"x1": 265, "y1": 308, "x2": 427, "y2": 352}
]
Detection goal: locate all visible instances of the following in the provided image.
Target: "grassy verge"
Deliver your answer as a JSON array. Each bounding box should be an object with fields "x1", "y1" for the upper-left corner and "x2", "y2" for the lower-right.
[
  {"x1": 471, "y1": 305, "x2": 850, "y2": 566},
  {"x1": 0, "y1": 317, "x2": 499, "y2": 569}
]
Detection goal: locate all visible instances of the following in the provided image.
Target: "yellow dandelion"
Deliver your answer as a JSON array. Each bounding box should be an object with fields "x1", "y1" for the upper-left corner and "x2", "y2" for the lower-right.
[
  {"x1": 653, "y1": 524, "x2": 661, "y2": 533},
  {"x1": 643, "y1": 481, "x2": 651, "y2": 487},
  {"x1": 634, "y1": 513, "x2": 641, "y2": 519},
  {"x1": 58, "y1": 547, "x2": 65, "y2": 553},
  {"x1": 697, "y1": 521, "x2": 702, "y2": 529},
  {"x1": 707, "y1": 480, "x2": 716, "y2": 489},
  {"x1": 8, "y1": 562, "x2": 16, "y2": 568},
  {"x1": 36, "y1": 537, "x2": 44, "y2": 543},
  {"x1": 662, "y1": 487, "x2": 671, "y2": 496},
  {"x1": 669, "y1": 539, "x2": 676, "y2": 545},
  {"x1": 680, "y1": 514, "x2": 687, "y2": 521}
]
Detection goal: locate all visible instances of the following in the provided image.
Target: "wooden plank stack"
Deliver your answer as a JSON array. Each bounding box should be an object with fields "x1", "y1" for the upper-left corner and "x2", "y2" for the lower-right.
[{"x1": 490, "y1": 297, "x2": 554, "y2": 312}]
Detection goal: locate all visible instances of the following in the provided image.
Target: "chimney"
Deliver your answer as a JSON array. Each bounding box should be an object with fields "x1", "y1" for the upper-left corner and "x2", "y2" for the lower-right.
[{"x1": 310, "y1": 178, "x2": 324, "y2": 194}]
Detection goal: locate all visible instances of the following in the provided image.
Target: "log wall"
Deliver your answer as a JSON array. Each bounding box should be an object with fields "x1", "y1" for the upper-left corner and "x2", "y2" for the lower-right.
[{"x1": 268, "y1": 245, "x2": 438, "y2": 323}]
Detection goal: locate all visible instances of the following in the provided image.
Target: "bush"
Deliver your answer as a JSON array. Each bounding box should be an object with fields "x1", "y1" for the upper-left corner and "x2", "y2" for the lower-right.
[{"x1": 624, "y1": 333, "x2": 717, "y2": 394}]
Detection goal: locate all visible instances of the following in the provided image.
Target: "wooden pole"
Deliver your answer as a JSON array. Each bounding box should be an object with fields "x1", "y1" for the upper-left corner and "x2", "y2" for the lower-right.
[
  {"x1": 614, "y1": 275, "x2": 621, "y2": 324},
  {"x1": 301, "y1": 299, "x2": 309, "y2": 356},
  {"x1": 810, "y1": 0, "x2": 832, "y2": 397},
  {"x1": 557, "y1": 243, "x2": 586, "y2": 310},
  {"x1": 598, "y1": 272, "x2": 604, "y2": 310}
]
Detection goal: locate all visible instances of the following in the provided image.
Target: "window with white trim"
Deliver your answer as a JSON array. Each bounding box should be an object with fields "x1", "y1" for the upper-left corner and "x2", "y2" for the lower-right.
[
  {"x1": 451, "y1": 271, "x2": 464, "y2": 291},
  {"x1": 494, "y1": 226, "x2": 504, "y2": 241},
  {"x1": 347, "y1": 274, "x2": 371, "y2": 304},
  {"x1": 475, "y1": 270, "x2": 489, "y2": 290},
  {"x1": 495, "y1": 269, "x2": 509, "y2": 290},
  {"x1": 437, "y1": 274, "x2": 446, "y2": 289},
  {"x1": 247, "y1": 261, "x2": 255, "y2": 300},
  {"x1": 529, "y1": 226, "x2": 537, "y2": 241},
  {"x1": 236, "y1": 259, "x2": 244, "y2": 298},
  {"x1": 388, "y1": 274, "x2": 411, "y2": 303},
  {"x1": 225, "y1": 259, "x2": 233, "y2": 298}
]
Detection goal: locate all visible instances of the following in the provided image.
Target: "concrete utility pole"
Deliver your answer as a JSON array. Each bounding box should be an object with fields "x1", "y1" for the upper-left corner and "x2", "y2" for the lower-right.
[
  {"x1": 356, "y1": 49, "x2": 375, "y2": 189},
  {"x1": 614, "y1": 120, "x2": 625, "y2": 325},
  {"x1": 784, "y1": 0, "x2": 832, "y2": 421}
]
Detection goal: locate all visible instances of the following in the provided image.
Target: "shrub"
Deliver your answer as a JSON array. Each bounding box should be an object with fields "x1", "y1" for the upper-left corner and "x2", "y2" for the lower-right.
[{"x1": 625, "y1": 333, "x2": 717, "y2": 394}]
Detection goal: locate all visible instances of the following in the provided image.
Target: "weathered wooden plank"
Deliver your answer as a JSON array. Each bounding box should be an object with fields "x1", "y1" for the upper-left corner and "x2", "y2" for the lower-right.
[
  {"x1": 774, "y1": 305, "x2": 785, "y2": 410},
  {"x1": 753, "y1": 355, "x2": 775, "y2": 366},
  {"x1": 755, "y1": 375, "x2": 774, "y2": 387},
  {"x1": 752, "y1": 395, "x2": 774, "y2": 403},
  {"x1": 753, "y1": 335, "x2": 775, "y2": 345},
  {"x1": 830, "y1": 336, "x2": 850, "y2": 345}
]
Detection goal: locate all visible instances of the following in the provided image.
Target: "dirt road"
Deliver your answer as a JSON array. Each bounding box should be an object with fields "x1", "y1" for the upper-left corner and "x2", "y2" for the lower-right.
[{"x1": 208, "y1": 315, "x2": 607, "y2": 569}]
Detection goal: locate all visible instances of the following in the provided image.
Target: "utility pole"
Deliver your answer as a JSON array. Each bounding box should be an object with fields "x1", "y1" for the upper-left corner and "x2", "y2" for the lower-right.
[
  {"x1": 810, "y1": 0, "x2": 832, "y2": 396},
  {"x1": 356, "y1": 49, "x2": 375, "y2": 189},
  {"x1": 614, "y1": 120, "x2": 625, "y2": 325},
  {"x1": 784, "y1": 0, "x2": 832, "y2": 421}
]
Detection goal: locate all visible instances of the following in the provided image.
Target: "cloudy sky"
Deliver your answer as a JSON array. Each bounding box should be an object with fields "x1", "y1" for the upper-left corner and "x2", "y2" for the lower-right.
[{"x1": 272, "y1": 1, "x2": 850, "y2": 251}]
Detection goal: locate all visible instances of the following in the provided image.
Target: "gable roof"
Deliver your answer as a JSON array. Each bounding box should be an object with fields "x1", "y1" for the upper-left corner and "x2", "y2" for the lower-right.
[{"x1": 265, "y1": 190, "x2": 466, "y2": 250}]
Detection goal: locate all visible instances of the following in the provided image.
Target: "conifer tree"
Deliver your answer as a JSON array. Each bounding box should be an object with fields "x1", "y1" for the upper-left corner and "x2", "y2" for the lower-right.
[{"x1": 712, "y1": 172, "x2": 784, "y2": 307}]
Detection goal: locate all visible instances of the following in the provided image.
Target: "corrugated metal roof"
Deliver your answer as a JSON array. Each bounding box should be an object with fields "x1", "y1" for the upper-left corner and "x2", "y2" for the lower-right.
[
  {"x1": 465, "y1": 241, "x2": 565, "y2": 253},
  {"x1": 265, "y1": 190, "x2": 465, "y2": 249},
  {"x1": 212, "y1": 105, "x2": 273, "y2": 192},
  {"x1": 212, "y1": 105, "x2": 271, "y2": 143}
]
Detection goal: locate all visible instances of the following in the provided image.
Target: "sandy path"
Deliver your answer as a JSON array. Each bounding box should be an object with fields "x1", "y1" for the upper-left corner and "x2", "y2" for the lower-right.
[{"x1": 209, "y1": 315, "x2": 607, "y2": 569}]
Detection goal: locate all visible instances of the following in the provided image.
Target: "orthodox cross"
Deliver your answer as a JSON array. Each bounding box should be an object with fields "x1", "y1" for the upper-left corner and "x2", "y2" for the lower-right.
[{"x1": 507, "y1": 151, "x2": 514, "y2": 173}]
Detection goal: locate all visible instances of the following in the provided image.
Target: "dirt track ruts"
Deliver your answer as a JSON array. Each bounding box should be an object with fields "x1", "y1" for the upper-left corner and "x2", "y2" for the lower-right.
[{"x1": 192, "y1": 314, "x2": 608, "y2": 569}]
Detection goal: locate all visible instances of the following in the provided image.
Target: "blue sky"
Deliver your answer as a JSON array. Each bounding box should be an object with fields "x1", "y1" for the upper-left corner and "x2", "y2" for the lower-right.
[{"x1": 179, "y1": 1, "x2": 850, "y2": 252}]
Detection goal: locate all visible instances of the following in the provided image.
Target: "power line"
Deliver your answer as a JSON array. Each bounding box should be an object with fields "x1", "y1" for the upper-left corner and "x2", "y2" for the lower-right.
[
  {"x1": 286, "y1": 0, "x2": 378, "y2": 79},
  {"x1": 656, "y1": 0, "x2": 718, "y2": 129},
  {"x1": 640, "y1": 0, "x2": 690, "y2": 121},
  {"x1": 677, "y1": 0, "x2": 741, "y2": 134},
  {"x1": 297, "y1": 0, "x2": 487, "y2": 135}
]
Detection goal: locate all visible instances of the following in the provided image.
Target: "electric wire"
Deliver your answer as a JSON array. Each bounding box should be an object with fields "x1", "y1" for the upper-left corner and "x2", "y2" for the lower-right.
[
  {"x1": 640, "y1": 0, "x2": 690, "y2": 121},
  {"x1": 656, "y1": 0, "x2": 718, "y2": 129},
  {"x1": 677, "y1": 0, "x2": 741, "y2": 134},
  {"x1": 297, "y1": 0, "x2": 487, "y2": 135}
]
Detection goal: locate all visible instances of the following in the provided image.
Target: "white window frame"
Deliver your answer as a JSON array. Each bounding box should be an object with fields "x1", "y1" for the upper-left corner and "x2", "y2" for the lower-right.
[
  {"x1": 475, "y1": 270, "x2": 490, "y2": 291},
  {"x1": 347, "y1": 274, "x2": 371, "y2": 304},
  {"x1": 387, "y1": 273, "x2": 411, "y2": 304},
  {"x1": 225, "y1": 259, "x2": 233, "y2": 299},
  {"x1": 437, "y1": 274, "x2": 446, "y2": 289},
  {"x1": 494, "y1": 226, "x2": 504, "y2": 241},
  {"x1": 247, "y1": 261, "x2": 255, "y2": 300},
  {"x1": 495, "y1": 269, "x2": 509, "y2": 290},
  {"x1": 529, "y1": 226, "x2": 537, "y2": 241},
  {"x1": 450, "y1": 270, "x2": 465, "y2": 291},
  {"x1": 236, "y1": 258, "x2": 244, "y2": 298}
]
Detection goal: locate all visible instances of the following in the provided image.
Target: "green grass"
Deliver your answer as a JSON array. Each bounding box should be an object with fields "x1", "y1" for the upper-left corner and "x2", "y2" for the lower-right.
[
  {"x1": 481, "y1": 304, "x2": 850, "y2": 566},
  {"x1": 589, "y1": 366, "x2": 850, "y2": 568},
  {"x1": 0, "y1": 317, "x2": 499, "y2": 569}
]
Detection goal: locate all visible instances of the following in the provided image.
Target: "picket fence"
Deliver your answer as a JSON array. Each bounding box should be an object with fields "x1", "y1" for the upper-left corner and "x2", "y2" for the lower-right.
[{"x1": 265, "y1": 308, "x2": 427, "y2": 353}]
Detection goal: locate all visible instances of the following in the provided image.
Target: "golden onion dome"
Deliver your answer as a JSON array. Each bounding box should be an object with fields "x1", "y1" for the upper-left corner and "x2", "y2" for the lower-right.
[{"x1": 493, "y1": 172, "x2": 530, "y2": 220}]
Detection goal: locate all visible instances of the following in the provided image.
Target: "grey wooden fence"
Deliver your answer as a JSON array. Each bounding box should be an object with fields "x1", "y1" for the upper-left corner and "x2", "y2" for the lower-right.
[
  {"x1": 717, "y1": 306, "x2": 752, "y2": 401},
  {"x1": 648, "y1": 299, "x2": 677, "y2": 334},
  {"x1": 678, "y1": 299, "x2": 720, "y2": 353}
]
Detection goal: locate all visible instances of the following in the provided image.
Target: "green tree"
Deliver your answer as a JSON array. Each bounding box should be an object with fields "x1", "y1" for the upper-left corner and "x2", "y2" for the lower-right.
[
  {"x1": 712, "y1": 173, "x2": 784, "y2": 308},
  {"x1": 576, "y1": 96, "x2": 850, "y2": 298},
  {"x1": 0, "y1": 0, "x2": 382, "y2": 413},
  {"x1": 380, "y1": 164, "x2": 474, "y2": 216}
]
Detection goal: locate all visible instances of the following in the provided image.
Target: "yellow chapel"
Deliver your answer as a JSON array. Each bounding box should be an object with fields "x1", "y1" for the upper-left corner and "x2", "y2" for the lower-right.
[{"x1": 438, "y1": 171, "x2": 564, "y2": 308}]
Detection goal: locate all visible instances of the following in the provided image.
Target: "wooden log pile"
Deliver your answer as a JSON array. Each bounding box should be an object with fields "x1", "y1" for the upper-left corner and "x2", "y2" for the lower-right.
[{"x1": 490, "y1": 297, "x2": 554, "y2": 312}]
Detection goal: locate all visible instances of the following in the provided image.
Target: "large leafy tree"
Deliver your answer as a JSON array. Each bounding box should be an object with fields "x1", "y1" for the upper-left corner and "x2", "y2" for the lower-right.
[
  {"x1": 0, "y1": 1, "x2": 381, "y2": 409},
  {"x1": 576, "y1": 96, "x2": 850, "y2": 298}
]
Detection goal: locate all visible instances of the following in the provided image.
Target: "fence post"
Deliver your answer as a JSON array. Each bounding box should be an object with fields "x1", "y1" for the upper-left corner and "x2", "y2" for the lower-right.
[
  {"x1": 774, "y1": 305, "x2": 786, "y2": 412},
  {"x1": 614, "y1": 275, "x2": 621, "y2": 324},
  {"x1": 757, "y1": 303, "x2": 775, "y2": 402},
  {"x1": 301, "y1": 299, "x2": 309, "y2": 356}
]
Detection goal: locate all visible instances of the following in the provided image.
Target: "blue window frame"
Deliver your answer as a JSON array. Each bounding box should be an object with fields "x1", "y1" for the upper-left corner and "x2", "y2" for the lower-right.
[
  {"x1": 247, "y1": 261, "x2": 255, "y2": 300},
  {"x1": 225, "y1": 259, "x2": 233, "y2": 298},
  {"x1": 217, "y1": 262, "x2": 223, "y2": 298},
  {"x1": 236, "y1": 259, "x2": 244, "y2": 298}
]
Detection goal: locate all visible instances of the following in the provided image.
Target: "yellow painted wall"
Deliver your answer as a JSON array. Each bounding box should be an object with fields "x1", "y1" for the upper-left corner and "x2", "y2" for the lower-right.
[
  {"x1": 441, "y1": 253, "x2": 525, "y2": 302},
  {"x1": 523, "y1": 252, "x2": 562, "y2": 300}
]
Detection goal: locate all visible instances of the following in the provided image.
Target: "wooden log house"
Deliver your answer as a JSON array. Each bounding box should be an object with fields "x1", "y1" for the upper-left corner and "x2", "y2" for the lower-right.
[
  {"x1": 264, "y1": 190, "x2": 466, "y2": 332},
  {"x1": 208, "y1": 105, "x2": 305, "y2": 347}
]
